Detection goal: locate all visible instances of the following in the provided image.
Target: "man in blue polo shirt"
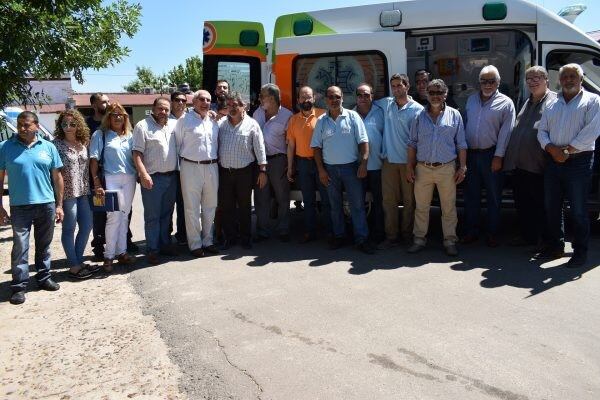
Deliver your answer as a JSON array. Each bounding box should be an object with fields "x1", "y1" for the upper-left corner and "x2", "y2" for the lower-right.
[
  {"x1": 311, "y1": 85, "x2": 374, "y2": 254},
  {"x1": 0, "y1": 111, "x2": 64, "y2": 305}
]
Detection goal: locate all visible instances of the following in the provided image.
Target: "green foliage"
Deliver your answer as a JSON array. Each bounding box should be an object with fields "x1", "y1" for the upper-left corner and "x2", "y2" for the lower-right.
[
  {"x1": 0, "y1": 0, "x2": 142, "y2": 107},
  {"x1": 124, "y1": 56, "x2": 203, "y2": 93}
]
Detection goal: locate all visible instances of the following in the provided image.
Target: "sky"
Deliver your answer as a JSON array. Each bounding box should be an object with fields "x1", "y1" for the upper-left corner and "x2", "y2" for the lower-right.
[{"x1": 73, "y1": 0, "x2": 600, "y2": 93}]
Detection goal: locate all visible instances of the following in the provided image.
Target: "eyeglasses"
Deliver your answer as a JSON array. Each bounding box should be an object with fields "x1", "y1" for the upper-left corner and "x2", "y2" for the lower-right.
[
  {"x1": 61, "y1": 122, "x2": 77, "y2": 129},
  {"x1": 327, "y1": 95, "x2": 342, "y2": 100},
  {"x1": 427, "y1": 91, "x2": 445, "y2": 96},
  {"x1": 356, "y1": 93, "x2": 371, "y2": 98},
  {"x1": 479, "y1": 79, "x2": 498, "y2": 85},
  {"x1": 526, "y1": 76, "x2": 544, "y2": 83},
  {"x1": 110, "y1": 113, "x2": 125, "y2": 119},
  {"x1": 196, "y1": 97, "x2": 211, "y2": 103},
  {"x1": 173, "y1": 98, "x2": 186, "y2": 103}
]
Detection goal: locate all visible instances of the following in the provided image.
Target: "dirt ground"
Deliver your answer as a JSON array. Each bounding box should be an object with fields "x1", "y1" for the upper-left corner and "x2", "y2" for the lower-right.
[{"x1": 0, "y1": 197, "x2": 187, "y2": 400}]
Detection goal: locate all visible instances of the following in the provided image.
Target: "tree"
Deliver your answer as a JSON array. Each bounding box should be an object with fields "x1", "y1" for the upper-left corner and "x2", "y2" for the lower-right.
[
  {"x1": 0, "y1": 0, "x2": 142, "y2": 107},
  {"x1": 123, "y1": 66, "x2": 167, "y2": 93},
  {"x1": 124, "y1": 56, "x2": 203, "y2": 93},
  {"x1": 167, "y1": 56, "x2": 203, "y2": 91}
]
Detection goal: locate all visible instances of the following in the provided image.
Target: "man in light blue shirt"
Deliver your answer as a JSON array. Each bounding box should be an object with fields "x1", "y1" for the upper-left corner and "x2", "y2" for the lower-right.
[
  {"x1": 252, "y1": 83, "x2": 293, "y2": 242},
  {"x1": 375, "y1": 74, "x2": 423, "y2": 249},
  {"x1": 311, "y1": 86, "x2": 374, "y2": 254},
  {"x1": 355, "y1": 83, "x2": 385, "y2": 243},
  {"x1": 0, "y1": 111, "x2": 64, "y2": 305},
  {"x1": 536, "y1": 63, "x2": 600, "y2": 267},
  {"x1": 462, "y1": 65, "x2": 515, "y2": 247}
]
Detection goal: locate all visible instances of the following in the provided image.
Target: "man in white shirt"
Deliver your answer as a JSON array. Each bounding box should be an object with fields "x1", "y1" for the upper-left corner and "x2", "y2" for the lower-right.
[{"x1": 174, "y1": 90, "x2": 220, "y2": 257}]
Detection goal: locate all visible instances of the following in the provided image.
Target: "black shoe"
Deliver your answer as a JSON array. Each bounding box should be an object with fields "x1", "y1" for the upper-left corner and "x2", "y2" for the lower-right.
[
  {"x1": 203, "y1": 244, "x2": 220, "y2": 254},
  {"x1": 357, "y1": 241, "x2": 375, "y2": 255},
  {"x1": 127, "y1": 242, "x2": 139, "y2": 252},
  {"x1": 92, "y1": 250, "x2": 104, "y2": 262},
  {"x1": 241, "y1": 239, "x2": 252, "y2": 250},
  {"x1": 159, "y1": 245, "x2": 179, "y2": 257},
  {"x1": 565, "y1": 254, "x2": 587, "y2": 268},
  {"x1": 533, "y1": 247, "x2": 565, "y2": 260},
  {"x1": 10, "y1": 291, "x2": 26, "y2": 305},
  {"x1": 329, "y1": 237, "x2": 345, "y2": 250},
  {"x1": 220, "y1": 239, "x2": 236, "y2": 250},
  {"x1": 254, "y1": 234, "x2": 269, "y2": 243},
  {"x1": 38, "y1": 278, "x2": 60, "y2": 291},
  {"x1": 279, "y1": 233, "x2": 291, "y2": 243}
]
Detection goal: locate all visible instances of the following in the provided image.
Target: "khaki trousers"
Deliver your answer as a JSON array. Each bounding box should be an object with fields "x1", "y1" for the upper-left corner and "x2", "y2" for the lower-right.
[
  {"x1": 413, "y1": 162, "x2": 458, "y2": 246},
  {"x1": 381, "y1": 160, "x2": 415, "y2": 240}
]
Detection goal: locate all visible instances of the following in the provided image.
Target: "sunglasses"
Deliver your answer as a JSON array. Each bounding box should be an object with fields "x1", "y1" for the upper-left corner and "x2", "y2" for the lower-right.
[
  {"x1": 327, "y1": 95, "x2": 342, "y2": 100},
  {"x1": 173, "y1": 98, "x2": 187, "y2": 103},
  {"x1": 110, "y1": 113, "x2": 125, "y2": 119},
  {"x1": 427, "y1": 91, "x2": 445, "y2": 96},
  {"x1": 356, "y1": 93, "x2": 372, "y2": 98},
  {"x1": 479, "y1": 79, "x2": 497, "y2": 85},
  {"x1": 61, "y1": 122, "x2": 77, "y2": 129},
  {"x1": 526, "y1": 76, "x2": 544, "y2": 83}
]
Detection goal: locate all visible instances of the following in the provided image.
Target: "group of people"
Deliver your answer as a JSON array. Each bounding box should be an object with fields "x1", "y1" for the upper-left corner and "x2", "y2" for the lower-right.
[{"x1": 0, "y1": 63, "x2": 598, "y2": 305}]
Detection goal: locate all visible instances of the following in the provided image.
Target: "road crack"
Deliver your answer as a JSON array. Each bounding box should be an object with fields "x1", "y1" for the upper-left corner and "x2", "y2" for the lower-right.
[{"x1": 200, "y1": 328, "x2": 264, "y2": 400}]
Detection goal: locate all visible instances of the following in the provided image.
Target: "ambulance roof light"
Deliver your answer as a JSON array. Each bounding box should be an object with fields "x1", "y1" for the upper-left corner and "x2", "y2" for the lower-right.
[{"x1": 380, "y1": 10, "x2": 402, "y2": 28}]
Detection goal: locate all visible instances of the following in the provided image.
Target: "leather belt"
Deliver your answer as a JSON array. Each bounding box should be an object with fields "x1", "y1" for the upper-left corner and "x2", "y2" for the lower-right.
[
  {"x1": 419, "y1": 161, "x2": 444, "y2": 167},
  {"x1": 181, "y1": 157, "x2": 218, "y2": 164},
  {"x1": 468, "y1": 147, "x2": 495, "y2": 153},
  {"x1": 266, "y1": 153, "x2": 286, "y2": 160},
  {"x1": 152, "y1": 171, "x2": 177, "y2": 176}
]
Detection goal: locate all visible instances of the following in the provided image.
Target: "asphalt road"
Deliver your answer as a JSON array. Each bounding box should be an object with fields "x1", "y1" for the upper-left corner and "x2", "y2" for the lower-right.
[{"x1": 127, "y1": 192, "x2": 600, "y2": 400}]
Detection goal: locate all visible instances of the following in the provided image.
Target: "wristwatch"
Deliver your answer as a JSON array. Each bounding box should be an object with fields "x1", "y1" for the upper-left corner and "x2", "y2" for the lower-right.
[{"x1": 562, "y1": 148, "x2": 570, "y2": 156}]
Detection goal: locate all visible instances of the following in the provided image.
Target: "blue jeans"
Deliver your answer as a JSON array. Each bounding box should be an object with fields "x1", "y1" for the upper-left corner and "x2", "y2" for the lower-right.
[
  {"x1": 325, "y1": 163, "x2": 369, "y2": 243},
  {"x1": 61, "y1": 195, "x2": 93, "y2": 266},
  {"x1": 10, "y1": 202, "x2": 55, "y2": 292},
  {"x1": 297, "y1": 157, "x2": 331, "y2": 236},
  {"x1": 464, "y1": 149, "x2": 503, "y2": 236},
  {"x1": 141, "y1": 172, "x2": 177, "y2": 253},
  {"x1": 544, "y1": 152, "x2": 593, "y2": 256}
]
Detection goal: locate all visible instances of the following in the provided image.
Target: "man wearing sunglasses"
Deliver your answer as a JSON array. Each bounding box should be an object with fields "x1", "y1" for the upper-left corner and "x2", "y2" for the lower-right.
[
  {"x1": 168, "y1": 91, "x2": 188, "y2": 246},
  {"x1": 462, "y1": 65, "x2": 515, "y2": 247},
  {"x1": 174, "y1": 90, "x2": 220, "y2": 258},
  {"x1": 311, "y1": 86, "x2": 374, "y2": 254},
  {"x1": 354, "y1": 83, "x2": 385, "y2": 244}
]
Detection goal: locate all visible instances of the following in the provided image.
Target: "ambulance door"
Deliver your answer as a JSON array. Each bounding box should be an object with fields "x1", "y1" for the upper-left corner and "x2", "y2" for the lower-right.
[{"x1": 202, "y1": 21, "x2": 267, "y2": 113}]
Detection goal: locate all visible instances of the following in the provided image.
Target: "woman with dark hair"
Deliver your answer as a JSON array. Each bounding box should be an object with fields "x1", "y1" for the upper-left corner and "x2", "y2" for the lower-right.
[
  {"x1": 89, "y1": 103, "x2": 137, "y2": 272},
  {"x1": 53, "y1": 109, "x2": 98, "y2": 279}
]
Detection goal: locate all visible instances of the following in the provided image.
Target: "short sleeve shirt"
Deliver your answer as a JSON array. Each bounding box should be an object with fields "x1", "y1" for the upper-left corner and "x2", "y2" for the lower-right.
[
  {"x1": 89, "y1": 130, "x2": 136, "y2": 175},
  {"x1": 132, "y1": 116, "x2": 178, "y2": 174},
  {"x1": 0, "y1": 136, "x2": 63, "y2": 206},
  {"x1": 310, "y1": 108, "x2": 369, "y2": 165},
  {"x1": 286, "y1": 108, "x2": 326, "y2": 158}
]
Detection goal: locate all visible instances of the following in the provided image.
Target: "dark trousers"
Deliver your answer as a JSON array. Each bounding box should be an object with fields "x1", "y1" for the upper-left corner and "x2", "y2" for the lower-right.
[
  {"x1": 363, "y1": 169, "x2": 385, "y2": 242},
  {"x1": 464, "y1": 148, "x2": 503, "y2": 237},
  {"x1": 512, "y1": 168, "x2": 546, "y2": 244},
  {"x1": 218, "y1": 164, "x2": 254, "y2": 242},
  {"x1": 296, "y1": 157, "x2": 331, "y2": 236},
  {"x1": 170, "y1": 171, "x2": 187, "y2": 242},
  {"x1": 544, "y1": 152, "x2": 593, "y2": 256}
]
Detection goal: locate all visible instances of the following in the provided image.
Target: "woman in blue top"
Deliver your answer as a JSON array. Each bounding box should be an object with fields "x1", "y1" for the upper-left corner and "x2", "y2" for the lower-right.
[{"x1": 89, "y1": 103, "x2": 137, "y2": 272}]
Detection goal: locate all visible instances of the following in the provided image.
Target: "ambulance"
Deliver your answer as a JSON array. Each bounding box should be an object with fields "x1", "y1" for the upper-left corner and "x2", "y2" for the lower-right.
[{"x1": 202, "y1": 0, "x2": 600, "y2": 206}]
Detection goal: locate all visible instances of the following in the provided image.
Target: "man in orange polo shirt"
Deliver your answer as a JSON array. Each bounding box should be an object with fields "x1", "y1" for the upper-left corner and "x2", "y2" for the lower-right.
[{"x1": 286, "y1": 86, "x2": 331, "y2": 243}]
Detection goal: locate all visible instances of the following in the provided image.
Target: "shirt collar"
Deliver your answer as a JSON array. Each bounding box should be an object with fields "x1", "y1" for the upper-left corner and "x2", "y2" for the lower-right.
[{"x1": 558, "y1": 88, "x2": 584, "y2": 103}]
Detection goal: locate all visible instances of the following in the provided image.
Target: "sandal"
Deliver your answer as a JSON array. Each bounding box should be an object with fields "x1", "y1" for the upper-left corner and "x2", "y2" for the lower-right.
[
  {"x1": 69, "y1": 267, "x2": 93, "y2": 280},
  {"x1": 84, "y1": 263, "x2": 101, "y2": 274}
]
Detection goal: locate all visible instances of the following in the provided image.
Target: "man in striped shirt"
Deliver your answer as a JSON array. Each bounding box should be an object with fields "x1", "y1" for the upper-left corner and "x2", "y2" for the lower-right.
[
  {"x1": 537, "y1": 63, "x2": 600, "y2": 268},
  {"x1": 218, "y1": 91, "x2": 268, "y2": 249}
]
